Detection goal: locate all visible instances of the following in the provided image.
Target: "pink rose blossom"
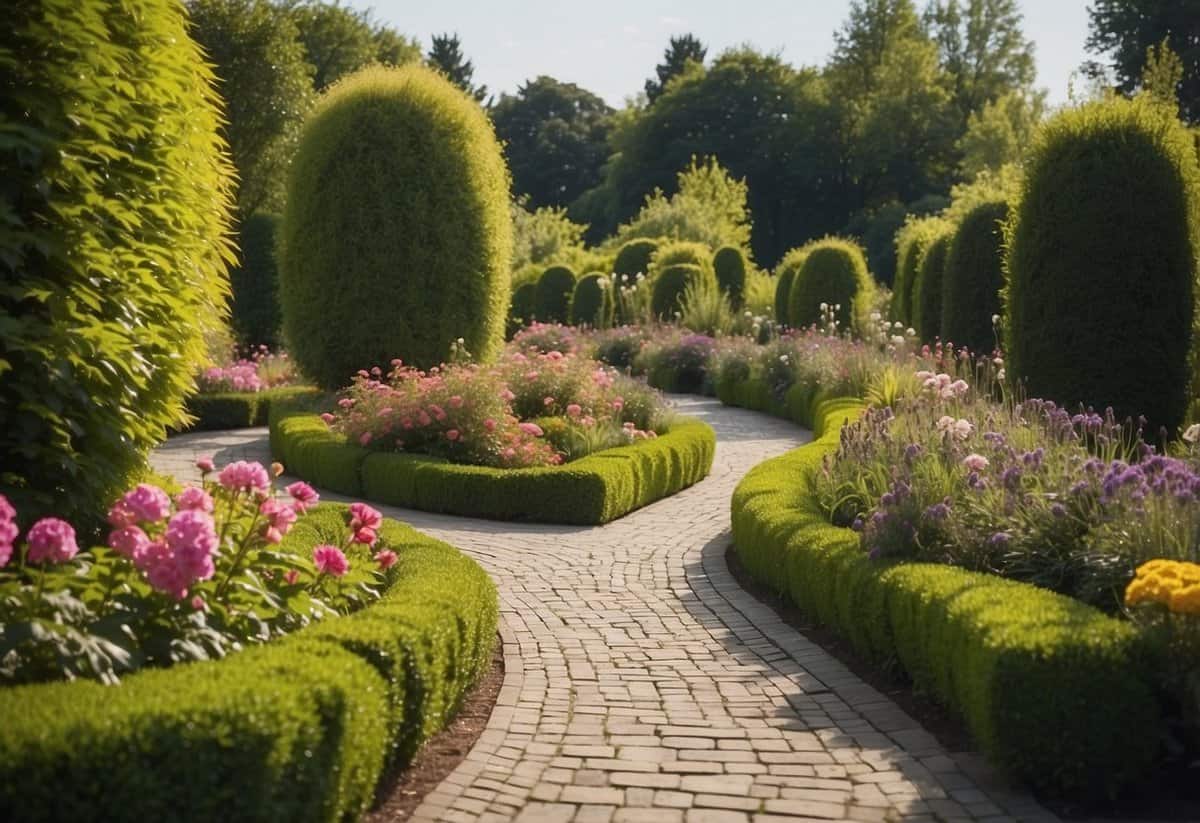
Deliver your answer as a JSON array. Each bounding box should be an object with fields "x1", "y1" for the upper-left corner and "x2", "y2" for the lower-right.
[
  {"x1": 285, "y1": 481, "x2": 319, "y2": 512},
  {"x1": 352, "y1": 527, "x2": 378, "y2": 546},
  {"x1": 501, "y1": 389, "x2": 515, "y2": 402},
  {"x1": 165, "y1": 510, "x2": 218, "y2": 580},
  {"x1": 417, "y1": 411, "x2": 432, "y2": 427},
  {"x1": 283, "y1": 569, "x2": 301, "y2": 585},
  {"x1": 449, "y1": 395, "x2": 463, "y2": 408},
  {"x1": 107, "y1": 525, "x2": 150, "y2": 558},
  {"x1": 195, "y1": 456, "x2": 215, "y2": 473},
  {"x1": 566, "y1": 404, "x2": 582, "y2": 418},
  {"x1": 320, "y1": 412, "x2": 336, "y2": 425},
  {"x1": 359, "y1": 431, "x2": 373, "y2": 446},
  {"x1": 518, "y1": 422, "x2": 544, "y2": 437},
  {"x1": 26, "y1": 518, "x2": 78, "y2": 564},
  {"x1": 374, "y1": 549, "x2": 398, "y2": 570},
  {"x1": 176, "y1": 486, "x2": 214, "y2": 513},
  {"x1": 484, "y1": 418, "x2": 497, "y2": 432},
  {"x1": 217, "y1": 461, "x2": 271, "y2": 495},
  {"x1": 446, "y1": 429, "x2": 460, "y2": 441},
  {"x1": 313, "y1": 544, "x2": 349, "y2": 577},
  {"x1": 106, "y1": 500, "x2": 138, "y2": 528},
  {"x1": 191, "y1": 595, "x2": 206, "y2": 611},
  {"x1": 349, "y1": 502, "x2": 383, "y2": 531},
  {"x1": 543, "y1": 396, "x2": 555, "y2": 407},
  {"x1": 962, "y1": 454, "x2": 990, "y2": 472},
  {"x1": 259, "y1": 499, "x2": 297, "y2": 544},
  {"x1": 0, "y1": 495, "x2": 17, "y2": 568},
  {"x1": 121, "y1": 484, "x2": 172, "y2": 523}
]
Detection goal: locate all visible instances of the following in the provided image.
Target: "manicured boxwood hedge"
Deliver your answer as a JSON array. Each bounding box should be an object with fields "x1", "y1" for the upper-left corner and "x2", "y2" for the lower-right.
[
  {"x1": 0, "y1": 505, "x2": 498, "y2": 823},
  {"x1": 727, "y1": 391, "x2": 1161, "y2": 797},
  {"x1": 182, "y1": 386, "x2": 325, "y2": 431},
  {"x1": 270, "y1": 405, "x2": 715, "y2": 524}
]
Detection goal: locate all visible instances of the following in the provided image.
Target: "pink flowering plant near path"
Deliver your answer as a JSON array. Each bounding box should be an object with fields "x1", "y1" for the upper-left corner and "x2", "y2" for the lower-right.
[
  {"x1": 0, "y1": 459, "x2": 395, "y2": 685},
  {"x1": 198, "y1": 345, "x2": 297, "y2": 394}
]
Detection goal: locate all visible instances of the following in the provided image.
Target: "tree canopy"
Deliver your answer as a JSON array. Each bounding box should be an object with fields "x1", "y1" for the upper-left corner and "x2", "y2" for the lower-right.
[
  {"x1": 427, "y1": 32, "x2": 488, "y2": 102},
  {"x1": 645, "y1": 34, "x2": 708, "y2": 102}
]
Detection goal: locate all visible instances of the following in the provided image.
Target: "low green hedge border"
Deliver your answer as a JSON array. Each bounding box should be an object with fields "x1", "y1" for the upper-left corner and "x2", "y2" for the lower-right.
[
  {"x1": 270, "y1": 405, "x2": 716, "y2": 524},
  {"x1": 0, "y1": 505, "x2": 498, "y2": 822},
  {"x1": 729, "y1": 389, "x2": 1161, "y2": 797},
  {"x1": 182, "y1": 386, "x2": 326, "y2": 431}
]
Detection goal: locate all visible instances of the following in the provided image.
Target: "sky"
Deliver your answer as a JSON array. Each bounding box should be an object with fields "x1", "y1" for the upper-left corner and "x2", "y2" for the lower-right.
[{"x1": 350, "y1": 1, "x2": 1094, "y2": 107}]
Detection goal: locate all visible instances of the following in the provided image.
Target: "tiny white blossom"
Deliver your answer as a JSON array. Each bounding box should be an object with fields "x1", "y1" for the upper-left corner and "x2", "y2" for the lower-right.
[{"x1": 1184, "y1": 424, "x2": 1200, "y2": 444}]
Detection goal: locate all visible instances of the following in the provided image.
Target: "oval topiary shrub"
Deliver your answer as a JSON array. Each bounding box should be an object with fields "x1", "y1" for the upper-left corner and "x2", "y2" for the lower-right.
[
  {"x1": 1004, "y1": 97, "x2": 1200, "y2": 434},
  {"x1": 508, "y1": 281, "x2": 537, "y2": 331},
  {"x1": 650, "y1": 240, "x2": 711, "y2": 275},
  {"x1": 279, "y1": 64, "x2": 511, "y2": 390},
  {"x1": 0, "y1": 0, "x2": 236, "y2": 524},
  {"x1": 912, "y1": 229, "x2": 952, "y2": 342},
  {"x1": 652, "y1": 264, "x2": 706, "y2": 319},
  {"x1": 892, "y1": 216, "x2": 946, "y2": 327},
  {"x1": 613, "y1": 238, "x2": 659, "y2": 277},
  {"x1": 773, "y1": 245, "x2": 813, "y2": 326},
  {"x1": 713, "y1": 246, "x2": 748, "y2": 308},
  {"x1": 570, "y1": 272, "x2": 612, "y2": 327},
  {"x1": 535, "y1": 265, "x2": 577, "y2": 324},
  {"x1": 789, "y1": 238, "x2": 875, "y2": 332},
  {"x1": 230, "y1": 213, "x2": 282, "y2": 348},
  {"x1": 941, "y1": 199, "x2": 1008, "y2": 353}
]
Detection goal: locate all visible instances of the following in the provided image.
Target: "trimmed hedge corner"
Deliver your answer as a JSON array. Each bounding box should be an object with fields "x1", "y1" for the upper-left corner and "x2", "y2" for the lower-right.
[
  {"x1": 270, "y1": 405, "x2": 715, "y2": 524},
  {"x1": 729, "y1": 396, "x2": 1161, "y2": 797},
  {"x1": 0, "y1": 505, "x2": 499, "y2": 822},
  {"x1": 183, "y1": 386, "x2": 325, "y2": 431}
]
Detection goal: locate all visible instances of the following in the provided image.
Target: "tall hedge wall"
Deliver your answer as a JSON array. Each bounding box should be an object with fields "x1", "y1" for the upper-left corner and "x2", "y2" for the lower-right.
[
  {"x1": 912, "y1": 230, "x2": 951, "y2": 342},
  {"x1": 1004, "y1": 97, "x2": 1200, "y2": 434},
  {"x1": 230, "y1": 213, "x2": 282, "y2": 348},
  {"x1": 788, "y1": 239, "x2": 874, "y2": 332},
  {"x1": 941, "y1": 200, "x2": 1007, "y2": 353},
  {"x1": 279, "y1": 64, "x2": 511, "y2": 390},
  {"x1": 535, "y1": 265, "x2": 577, "y2": 324},
  {"x1": 0, "y1": 0, "x2": 236, "y2": 524}
]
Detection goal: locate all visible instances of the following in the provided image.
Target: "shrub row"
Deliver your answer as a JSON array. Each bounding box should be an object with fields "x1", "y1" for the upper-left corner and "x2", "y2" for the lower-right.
[
  {"x1": 0, "y1": 505, "x2": 499, "y2": 822},
  {"x1": 270, "y1": 405, "x2": 716, "y2": 524},
  {"x1": 182, "y1": 386, "x2": 325, "y2": 431},
  {"x1": 727, "y1": 390, "x2": 1161, "y2": 797}
]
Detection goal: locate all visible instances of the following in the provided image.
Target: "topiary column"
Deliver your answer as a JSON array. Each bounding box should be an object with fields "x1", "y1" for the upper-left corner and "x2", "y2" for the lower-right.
[
  {"x1": 279, "y1": 64, "x2": 511, "y2": 389},
  {"x1": 912, "y1": 230, "x2": 952, "y2": 343},
  {"x1": 713, "y1": 246, "x2": 748, "y2": 309},
  {"x1": 534, "y1": 265, "x2": 577, "y2": 324},
  {"x1": 570, "y1": 273, "x2": 612, "y2": 327},
  {"x1": 0, "y1": 0, "x2": 236, "y2": 523},
  {"x1": 1004, "y1": 97, "x2": 1200, "y2": 434},
  {"x1": 789, "y1": 238, "x2": 876, "y2": 333},
  {"x1": 941, "y1": 200, "x2": 1008, "y2": 353},
  {"x1": 893, "y1": 216, "x2": 947, "y2": 327},
  {"x1": 652, "y1": 264, "x2": 707, "y2": 320},
  {"x1": 772, "y1": 244, "x2": 813, "y2": 327}
]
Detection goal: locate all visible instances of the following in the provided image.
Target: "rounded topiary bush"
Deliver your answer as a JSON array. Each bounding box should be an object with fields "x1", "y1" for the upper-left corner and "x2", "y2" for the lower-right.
[
  {"x1": 650, "y1": 241, "x2": 711, "y2": 275},
  {"x1": 0, "y1": 0, "x2": 235, "y2": 523},
  {"x1": 1004, "y1": 97, "x2": 1200, "y2": 433},
  {"x1": 279, "y1": 64, "x2": 511, "y2": 390},
  {"x1": 773, "y1": 245, "x2": 812, "y2": 326},
  {"x1": 613, "y1": 238, "x2": 659, "y2": 277},
  {"x1": 230, "y1": 213, "x2": 282, "y2": 348},
  {"x1": 789, "y1": 238, "x2": 875, "y2": 332},
  {"x1": 912, "y1": 230, "x2": 951, "y2": 342},
  {"x1": 942, "y1": 199, "x2": 1008, "y2": 353},
  {"x1": 713, "y1": 246, "x2": 748, "y2": 308},
  {"x1": 652, "y1": 264, "x2": 706, "y2": 319},
  {"x1": 892, "y1": 216, "x2": 946, "y2": 326},
  {"x1": 570, "y1": 272, "x2": 612, "y2": 327},
  {"x1": 508, "y1": 281, "x2": 537, "y2": 336},
  {"x1": 535, "y1": 265, "x2": 577, "y2": 324}
]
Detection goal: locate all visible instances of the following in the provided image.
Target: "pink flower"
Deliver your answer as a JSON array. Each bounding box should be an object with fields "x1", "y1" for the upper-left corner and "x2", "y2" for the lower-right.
[
  {"x1": 543, "y1": 396, "x2": 555, "y2": 407},
  {"x1": 446, "y1": 429, "x2": 460, "y2": 441},
  {"x1": 176, "y1": 486, "x2": 214, "y2": 513},
  {"x1": 353, "y1": 527, "x2": 378, "y2": 546},
  {"x1": 285, "y1": 481, "x2": 319, "y2": 513},
  {"x1": 359, "y1": 431, "x2": 373, "y2": 446},
  {"x1": 283, "y1": 569, "x2": 301, "y2": 585},
  {"x1": 449, "y1": 395, "x2": 463, "y2": 408},
  {"x1": 518, "y1": 422, "x2": 544, "y2": 437},
  {"x1": 217, "y1": 461, "x2": 271, "y2": 495},
  {"x1": 320, "y1": 412, "x2": 336, "y2": 425},
  {"x1": 165, "y1": 510, "x2": 218, "y2": 580},
  {"x1": 374, "y1": 549, "x2": 398, "y2": 570},
  {"x1": 26, "y1": 518, "x2": 78, "y2": 564},
  {"x1": 429, "y1": 404, "x2": 447, "y2": 422},
  {"x1": 0, "y1": 495, "x2": 17, "y2": 568},
  {"x1": 259, "y1": 499, "x2": 297, "y2": 544},
  {"x1": 313, "y1": 544, "x2": 349, "y2": 577},
  {"x1": 106, "y1": 500, "x2": 137, "y2": 528},
  {"x1": 612, "y1": 397, "x2": 624, "y2": 411},
  {"x1": 501, "y1": 389, "x2": 515, "y2": 402},
  {"x1": 962, "y1": 454, "x2": 990, "y2": 472},
  {"x1": 484, "y1": 418, "x2": 497, "y2": 432},
  {"x1": 191, "y1": 595, "x2": 206, "y2": 611},
  {"x1": 108, "y1": 525, "x2": 150, "y2": 558},
  {"x1": 417, "y1": 410, "x2": 432, "y2": 427},
  {"x1": 195, "y1": 456, "x2": 215, "y2": 473},
  {"x1": 121, "y1": 484, "x2": 172, "y2": 523},
  {"x1": 349, "y1": 502, "x2": 383, "y2": 531},
  {"x1": 566, "y1": 404, "x2": 582, "y2": 418}
]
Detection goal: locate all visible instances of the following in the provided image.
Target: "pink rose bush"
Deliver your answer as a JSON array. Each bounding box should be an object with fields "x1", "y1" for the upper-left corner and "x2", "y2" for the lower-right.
[
  {"x1": 197, "y1": 346, "x2": 296, "y2": 394},
  {"x1": 0, "y1": 460, "x2": 400, "y2": 685}
]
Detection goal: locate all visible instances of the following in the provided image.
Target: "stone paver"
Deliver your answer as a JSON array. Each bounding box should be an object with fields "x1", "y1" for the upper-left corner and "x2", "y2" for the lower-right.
[{"x1": 152, "y1": 396, "x2": 1056, "y2": 823}]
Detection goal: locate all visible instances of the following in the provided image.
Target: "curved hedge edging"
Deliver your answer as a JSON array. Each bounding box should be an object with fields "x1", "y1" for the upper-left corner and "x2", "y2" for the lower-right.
[
  {"x1": 0, "y1": 504, "x2": 499, "y2": 822},
  {"x1": 728, "y1": 391, "x2": 1161, "y2": 797},
  {"x1": 182, "y1": 386, "x2": 326, "y2": 431},
  {"x1": 270, "y1": 406, "x2": 716, "y2": 524}
]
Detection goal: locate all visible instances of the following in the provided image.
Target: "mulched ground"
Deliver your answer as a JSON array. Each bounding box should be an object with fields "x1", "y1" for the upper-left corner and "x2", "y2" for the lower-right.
[{"x1": 365, "y1": 642, "x2": 505, "y2": 822}]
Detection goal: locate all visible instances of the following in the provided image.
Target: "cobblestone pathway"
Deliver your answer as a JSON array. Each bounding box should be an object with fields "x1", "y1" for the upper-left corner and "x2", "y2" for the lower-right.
[{"x1": 152, "y1": 396, "x2": 1055, "y2": 823}]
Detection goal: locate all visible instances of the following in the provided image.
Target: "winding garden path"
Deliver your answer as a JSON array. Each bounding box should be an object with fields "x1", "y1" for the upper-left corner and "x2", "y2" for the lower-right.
[{"x1": 151, "y1": 396, "x2": 1055, "y2": 823}]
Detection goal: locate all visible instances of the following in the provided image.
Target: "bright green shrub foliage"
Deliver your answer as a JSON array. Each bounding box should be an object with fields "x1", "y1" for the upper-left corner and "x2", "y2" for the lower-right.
[
  {"x1": 788, "y1": 238, "x2": 874, "y2": 332},
  {"x1": 534, "y1": 265, "x2": 577, "y2": 324},
  {"x1": 1004, "y1": 97, "x2": 1200, "y2": 433},
  {"x1": 0, "y1": 506, "x2": 498, "y2": 822},
  {"x1": 570, "y1": 273, "x2": 612, "y2": 327},
  {"x1": 613, "y1": 238, "x2": 659, "y2": 276},
  {"x1": 650, "y1": 240, "x2": 711, "y2": 274},
  {"x1": 230, "y1": 213, "x2": 282, "y2": 348},
  {"x1": 941, "y1": 200, "x2": 1008, "y2": 353},
  {"x1": 772, "y1": 245, "x2": 812, "y2": 326},
  {"x1": 729, "y1": 400, "x2": 1161, "y2": 796},
  {"x1": 508, "y1": 281, "x2": 537, "y2": 332},
  {"x1": 270, "y1": 409, "x2": 715, "y2": 524},
  {"x1": 892, "y1": 216, "x2": 945, "y2": 326},
  {"x1": 0, "y1": 0, "x2": 236, "y2": 524},
  {"x1": 911, "y1": 230, "x2": 951, "y2": 341},
  {"x1": 279, "y1": 64, "x2": 511, "y2": 390},
  {"x1": 712, "y1": 245, "x2": 748, "y2": 308},
  {"x1": 183, "y1": 386, "x2": 324, "y2": 431},
  {"x1": 651, "y1": 264, "x2": 707, "y2": 319}
]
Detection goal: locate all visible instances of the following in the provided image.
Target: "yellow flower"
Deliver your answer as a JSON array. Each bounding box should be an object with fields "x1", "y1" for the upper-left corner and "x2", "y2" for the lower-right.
[{"x1": 1168, "y1": 584, "x2": 1200, "y2": 616}]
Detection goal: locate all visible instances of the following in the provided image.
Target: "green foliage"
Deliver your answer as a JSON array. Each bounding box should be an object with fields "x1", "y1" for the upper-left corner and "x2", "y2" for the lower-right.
[
  {"x1": 279, "y1": 64, "x2": 511, "y2": 389},
  {"x1": 0, "y1": 0, "x2": 236, "y2": 525},
  {"x1": 957, "y1": 90, "x2": 1045, "y2": 178},
  {"x1": 730, "y1": 399, "x2": 1161, "y2": 796},
  {"x1": 535, "y1": 265, "x2": 577, "y2": 324},
  {"x1": 186, "y1": 0, "x2": 314, "y2": 216},
  {"x1": 613, "y1": 238, "x2": 660, "y2": 276},
  {"x1": 650, "y1": 240, "x2": 712, "y2": 274},
  {"x1": 229, "y1": 214, "x2": 282, "y2": 347},
  {"x1": 614, "y1": 157, "x2": 753, "y2": 251},
  {"x1": 1003, "y1": 96, "x2": 1200, "y2": 433},
  {"x1": 911, "y1": 229, "x2": 951, "y2": 341},
  {"x1": 508, "y1": 282, "x2": 538, "y2": 332},
  {"x1": 184, "y1": 387, "x2": 325, "y2": 432},
  {"x1": 652, "y1": 264, "x2": 705, "y2": 320},
  {"x1": 789, "y1": 238, "x2": 875, "y2": 332},
  {"x1": 845, "y1": 201, "x2": 907, "y2": 287},
  {"x1": 426, "y1": 32, "x2": 487, "y2": 102},
  {"x1": 570, "y1": 273, "x2": 612, "y2": 327},
  {"x1": 892, "y1": 215, "x2": 948, "y2": 325},
  {"x1": 773, "y1": 245, "x2": 813, "y2": 325},
  {"x1": 645, "y1": 34, "x2": 708, "y2": 102},
  {"x1": 289, "y1": 1, "x2": 420, "y2": 91},
  {"x1": 941, "y1": 199, "x2": 1007, "y2": 352},
  {"x1": 712, "y1": 246, "x2": 748, "y2": 308},
  {"x1": 510, "y1": 200, "x2": 589, "y2": 272},
  {"x1": 0, "y1": 508, "x2": 498, "y2": 821}
]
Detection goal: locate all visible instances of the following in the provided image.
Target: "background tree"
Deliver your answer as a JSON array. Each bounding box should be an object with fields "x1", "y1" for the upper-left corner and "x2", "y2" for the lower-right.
[
  {"x1": 427, "y1": 32, "x2": 488, "y2": 102},
  {"x1": 1085, "y1": 0, "x2": 1200, "y2": 122},
  {"x1": 956, "y1": 89, "x2": 1044, "y2": 177},
  {"x1": 491, "y1": 76, "x2": 613, "y2": 208},
  {"x1": 288, "y1": 0, "x2": 420, "y2": 91},
  {"x1": 186, "y1": 0, "x2": 313, "y2": 215},
  {"x1": 644, "y1": 34, "x2": 708, "y2": 102}
]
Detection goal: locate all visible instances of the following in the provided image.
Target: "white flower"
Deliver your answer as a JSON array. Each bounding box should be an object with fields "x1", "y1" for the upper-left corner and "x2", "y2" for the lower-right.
[
  {"x1": 1184, "y1": 424, "x2": 1200, "y2": 444},
  {"x1": 953, "y1": 418, "x2": 974, "y2": 439},
  {"x1": 991, "y1": 314, "x2": 1001, "y2": 326},
  {"x1": 870, "y1": 312, "x2": 882, "y2": 322},
  {"x1": 893, "y1": 321, "x2": 904, "y2": 329},
  {"x1": 936, "y1": 415, "x2": 955, "y2": 433},
  {"x1": 890, "y1": 335, "x2": 905, "y2": 345},
  {"x1": 962, "y1": 453, "x2": 989, "y2": 472},
  {"x1": 456, "y1": 337, "x2": 465, "y2": 345},
  {"x1": 819, "y1": 302, "x2": 828, "y2": 311},
  {"x1": 997, "y1": 369, "x2": 1006, "y2": 381}
]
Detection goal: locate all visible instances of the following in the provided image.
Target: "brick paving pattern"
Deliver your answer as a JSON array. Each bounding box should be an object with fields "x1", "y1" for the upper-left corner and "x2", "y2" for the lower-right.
[{"x1": 152, "y1": 396, "x2": 1056, "y2": 823}]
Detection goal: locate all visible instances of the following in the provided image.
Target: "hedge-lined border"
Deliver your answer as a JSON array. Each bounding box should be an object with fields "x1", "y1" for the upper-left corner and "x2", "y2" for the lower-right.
[
  {"x1": 182, "y1": 386, "x2": 326, "y2": 431},
  {"x1": 726, "y1": 378, "x2": 1162, "y2": 797},
  {"x1": 269, "y1": 405, "x2": 716, "y2": 524},
  {"x1": 0, "y1": 504, "x2": 498, "y2": 822}
]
